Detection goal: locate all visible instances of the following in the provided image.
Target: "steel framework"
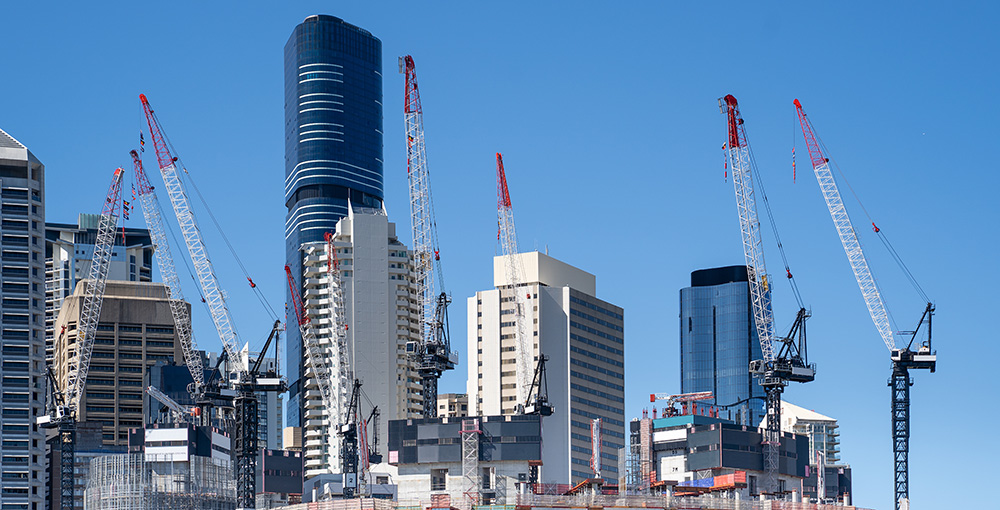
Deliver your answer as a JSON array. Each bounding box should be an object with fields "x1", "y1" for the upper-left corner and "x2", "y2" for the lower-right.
[
  {"x1": 794, "y1": 99, "x2": 936, "y2": 510},
  {"x1": 495, "y1": 153, "x2": 534, "y2": 407},
  {"x1": 461, "y1": 418, "x2": 481, "y2": 509}
]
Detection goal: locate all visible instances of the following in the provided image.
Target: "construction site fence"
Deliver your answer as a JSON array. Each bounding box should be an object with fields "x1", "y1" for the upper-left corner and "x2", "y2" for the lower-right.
[
  {"x1": 514, "y1": 493, "x2": 871, "y2": 510},
  {"x1": 270, "y1": 495, "x2": 870, "y2": 510},
  {"x1": 271, "y1": 499, "x2": 396, "y2": 510}
]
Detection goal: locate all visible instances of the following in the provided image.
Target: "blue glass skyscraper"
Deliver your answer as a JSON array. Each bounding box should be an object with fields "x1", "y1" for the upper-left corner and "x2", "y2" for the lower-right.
[
  {"x1": 679, "y1": 266, "x2": 765, "y2": 425},
  {"x1": 284, "y1": 15, "x2": 383, "y2": 428}
]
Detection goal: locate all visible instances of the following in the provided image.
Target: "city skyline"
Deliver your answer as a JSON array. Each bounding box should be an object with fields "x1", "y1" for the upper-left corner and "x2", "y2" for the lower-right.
[{"x1": 1, "y1": 3, "x2": 995, "y2": 509}]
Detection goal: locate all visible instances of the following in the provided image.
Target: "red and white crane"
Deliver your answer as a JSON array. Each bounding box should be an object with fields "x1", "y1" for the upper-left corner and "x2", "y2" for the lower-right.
[
  {"x1": 130, "y1": 150, "x2": 205, "y2": 396},
  {"x1": 400, "y1": 55, "x2": 456, "y2": 418},
  {"x1": 141, "y1": 94, "x2": 286, "y2": 509},
  {"x1": 721, "y1": 95, "x2": 814, "y2": 495},
  {"x1": 794, "y1": 99, "x2": 935, "y2": 510},
  {"x1": 495, "y1": 153, "x2": 535, "y2": 411},
  {"x1": 41, "y1": 166, "x2": 124, "y2": 510}
]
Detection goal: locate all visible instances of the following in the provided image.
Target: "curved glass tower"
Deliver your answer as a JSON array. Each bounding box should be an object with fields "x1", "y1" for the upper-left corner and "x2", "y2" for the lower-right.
[{"x1": 285, "y1": 15, "x2": 383, "y2": 427}]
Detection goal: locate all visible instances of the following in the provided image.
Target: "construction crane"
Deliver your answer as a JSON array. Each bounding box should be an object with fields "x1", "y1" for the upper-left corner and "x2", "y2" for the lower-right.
[
  {"x1": 794, "y1": 99, "x2": 936, "y2": 510},
  {"x1": 39, "y1": 167, "x2": 124, "y2": 510},
  {"x1": 146, "y1": 385, "x2": 194, "y2": 424},
  {"x1": 284, "y1": 264, "x2": 340, "y2": 472},
  {"x1": 721, "y1": 94, "x2": 815, "y2": 495},
  {"x1": 523, "y1": 354, "x2": 553, "y2": 416},
  {"x1": 341, "y1": 378, "x2": 363, "y2": 497},
  {"x1": 130, "y1": 150, "x2": 209, "y2": 407},
  {"x1": 141, "y1": 94, "x2": 285, "y2": 509},
  {"x1": 325, "y1": 231, "x2": 351, "y2": 422},
  {"x1": 495, "y1": 152, "x2": 535, "y2": 411},
  {"x1": 649, "y1": 391, "x2": 714, "y2": 417},
  {"x1": 400, "y1": 55, "x2": 457, "y2": 417}
]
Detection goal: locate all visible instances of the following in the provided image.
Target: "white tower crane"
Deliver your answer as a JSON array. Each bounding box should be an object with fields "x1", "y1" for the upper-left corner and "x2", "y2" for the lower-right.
[
  {"x1": 130, "y1": 150, "x2": 205, "y2": 395},
  {"x1": 721, "y1": 95, "x2": 815, "y2": 495},
  {"x1": 794, "y1": 99, "x2": 935, "y2": 510},
  {"x1": 495, "y1": 153, "x2": 535, "y2": 410},
  {"x1": 400, "y1": 55, "x2": 456, "y2": 417},
  {"x1": 40, "y1": 166, "x2": 124, "y2": 510}
]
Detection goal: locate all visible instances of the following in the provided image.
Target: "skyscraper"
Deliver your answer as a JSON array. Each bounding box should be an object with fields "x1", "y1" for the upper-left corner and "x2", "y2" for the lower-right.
[
  {"x1": 45, "y1": 216, "x2": 154, "y2": 362},
  {"x1": 468, "y1": 252, "x2": 626, "y2": 484},
  {"x1": 0, "y1": 126, "x2": 46, "y2": 510},
  {"x1": 284, "y1": 14, "x2": 384, "y2": 429},
  {"x1": 679, "y1": 265, "x2": 765, "y2": 425}
]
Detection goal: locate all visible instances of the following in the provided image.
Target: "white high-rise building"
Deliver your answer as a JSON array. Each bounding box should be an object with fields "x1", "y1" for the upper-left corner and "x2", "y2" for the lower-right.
[
  {"x1": 298, "y1": 206, "x2": 422, "y2": 480},
  {"x1": 468, "y1": 252, "x2": 625, "y2": 484},
  {"x1": 0, "y1": 127, "x2": 46, "y2": 510}
]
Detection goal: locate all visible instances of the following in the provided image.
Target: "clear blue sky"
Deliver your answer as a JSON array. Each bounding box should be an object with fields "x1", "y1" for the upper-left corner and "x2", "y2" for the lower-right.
[{"x1": 3, "y1": 2, "x2": 996, "y2": 508}]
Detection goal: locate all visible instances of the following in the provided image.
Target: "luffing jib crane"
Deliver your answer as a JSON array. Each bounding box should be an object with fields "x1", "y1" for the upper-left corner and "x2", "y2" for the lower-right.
[
  {"x1": 400, "y1": 55, "x2": 457, "y2": 418},
  {"x1": 794, "y1": 99, "x2": 936, "y2": 510},
  {"x1": 131, "y1": 150, "x2": 209, "y2": 408},
  {"x1": 146, "y1": 385, "x2": 194, "y2": 424},
  {"x1": 495, "y1": 153, "x2": 536, "y2": 411},
  {"x1": 39, "y1": 167, "x2": 124, "y2": 510},
  {"x1": 141, "y1": 94, "x2": 286, "y2": 509},
  {"x1": 721, "y1": 95, "x2": 815, "y2": 495}
]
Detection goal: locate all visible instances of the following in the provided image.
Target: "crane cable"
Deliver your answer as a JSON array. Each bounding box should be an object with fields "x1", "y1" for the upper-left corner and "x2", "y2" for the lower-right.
[
  {"x1": 743, "y1": 133, "x2": 805, "y2": 310},
  {"x1": 154, "y1": 121, "x2": 280, "y2": 323}
]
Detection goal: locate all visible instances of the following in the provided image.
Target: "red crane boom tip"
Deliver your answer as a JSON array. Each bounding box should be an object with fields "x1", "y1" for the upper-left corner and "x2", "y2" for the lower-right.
[
  {"x1": 793, "y1": 98, "x2": 802, "y2": 108},
  {"x1": 724, "y1": 94, "x2": 738, "y2": 106}
]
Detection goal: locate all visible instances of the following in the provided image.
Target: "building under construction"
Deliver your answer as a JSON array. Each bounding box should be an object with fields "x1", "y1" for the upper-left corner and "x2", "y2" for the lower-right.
[
  {"x1": 84, "y1": 424, "x2": 236, "y2": 509},
  {"x1": 84, "y1": 453, "x2": 235, "y2": 510}
]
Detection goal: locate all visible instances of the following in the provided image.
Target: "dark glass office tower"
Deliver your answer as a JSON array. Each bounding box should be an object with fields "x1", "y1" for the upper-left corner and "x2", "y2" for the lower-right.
[
  {"x1": 679, "y1": 266, "x2": 765, "y2": 425},
  {"x1": 285, "y1": 15, "x2": 383, "y2": 428}
]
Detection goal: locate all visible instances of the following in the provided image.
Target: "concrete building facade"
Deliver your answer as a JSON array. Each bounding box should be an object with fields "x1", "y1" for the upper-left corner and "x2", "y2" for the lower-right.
[
  {"x1": 680, "y1": 266, "x2": 765, "y2": 425},
  {"x1": 45, "y1": 217, "x2": 153, "y2": 362},
  {"x1": 52, "y1": 281, "x2": 186, "y2": 447},
  {"x1": 436, "y1": 393, "x2": 468, "y2": 418},
  {"x1": 468, "y1": 252, "x2": 625, "y2": 484},
  {"x1": 298, "y1": 207, "x2": 421, "y2": 479},
  {"x1": 284, "y1": 14, "x2": 384, "y2": 433},
  {"x1": 628, "y1": 413, "x2": 808, "y2": 498},
  {"x1": 0, "y1": 126, "x2": 47, "y2": 510},
  {"x1": 388, "y1": 415, "x2": 542, "y2": 505}
]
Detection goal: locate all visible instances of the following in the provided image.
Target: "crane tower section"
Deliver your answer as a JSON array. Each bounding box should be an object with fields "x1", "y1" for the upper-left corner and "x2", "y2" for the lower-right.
[
  {"x1": 495, "y1": 153, "x2": 534, "y2": 408},
  {"x1": 401, "y1": 55, "x2": 455, "y2": 417},
  {"x1": 131, "y1": 150, "x2": 204, "y2": 391},
  {"x1": 140, "y1": 94, "x2": 246, "y2": 375}
]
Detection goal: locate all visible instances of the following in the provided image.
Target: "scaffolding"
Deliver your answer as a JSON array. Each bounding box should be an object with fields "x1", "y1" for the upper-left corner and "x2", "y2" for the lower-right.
[
  {"x1": 461, "y1": 418, "x2": 481, "y2": 509},
  {"x1": 85, "y1": 453, "x2": 235, "y2": 510}
]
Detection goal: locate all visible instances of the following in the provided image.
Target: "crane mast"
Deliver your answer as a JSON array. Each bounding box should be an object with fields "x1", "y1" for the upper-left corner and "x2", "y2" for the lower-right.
[
  {"x1": 495, "y1": 153, "x2": 534, "y2": 410},
  {"x1": 794, "y1": 99, "x2": 935, "y2": 510},
  {"x1": 400, "y1": 55, "x2": 456, "y2": 417},
  {"x1": 722, "y1": 95, "x2": 814, "y2": 495},
  {"x1": 131, "y1": 150, "x2": 205, "y2": 393},
  {"x1": 42, "y1": 167, "x2": 124, "y2": 510},
  {"x1": 139, "y1": 94, "x2": 246, "y2": 375}
]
